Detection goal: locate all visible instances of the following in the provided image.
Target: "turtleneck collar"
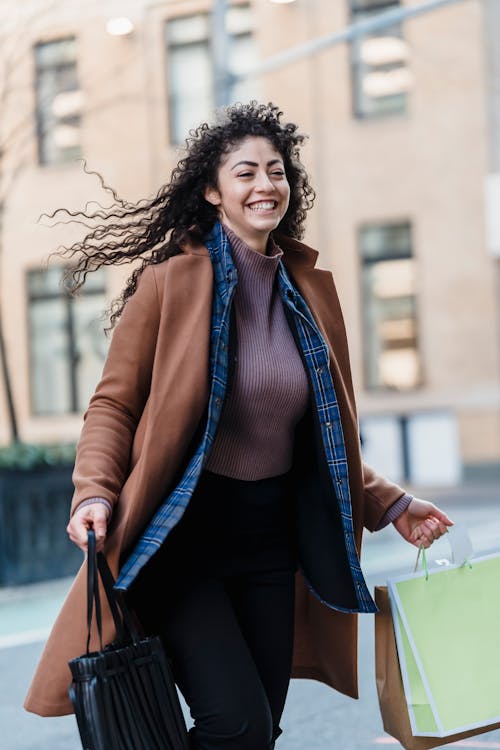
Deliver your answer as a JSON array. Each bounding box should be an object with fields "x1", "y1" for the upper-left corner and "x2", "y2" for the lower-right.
[{"x1": 222, "y1": 224, "x2": 283, "y2": 279}]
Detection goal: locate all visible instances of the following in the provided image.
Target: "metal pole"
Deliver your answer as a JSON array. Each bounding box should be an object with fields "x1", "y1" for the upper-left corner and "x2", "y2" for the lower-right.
[
  {"x1": 234, "y1": 0, "x2": 470, "y2": 82},
  {"x1": 0, "y1": 311, "x2": 19, "y2": 443},
  {"x1": 211, "y1": 0, "x2": 231, "y2": 107},
  {"x1": 0, "y1": 200, "x2": 19, "y2": 443}
]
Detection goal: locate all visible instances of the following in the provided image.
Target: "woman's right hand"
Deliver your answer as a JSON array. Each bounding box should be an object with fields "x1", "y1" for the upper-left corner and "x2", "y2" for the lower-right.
[{"x1": 66, "y1": 502, "x2": 110, "y2": 553}]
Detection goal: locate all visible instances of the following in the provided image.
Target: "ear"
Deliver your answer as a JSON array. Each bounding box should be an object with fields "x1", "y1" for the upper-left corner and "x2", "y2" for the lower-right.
[{"x1": 204, "y1": 185, "x2": 221, "y2": 207}]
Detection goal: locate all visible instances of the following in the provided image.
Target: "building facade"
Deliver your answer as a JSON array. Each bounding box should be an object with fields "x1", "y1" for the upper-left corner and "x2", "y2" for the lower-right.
[{"x1": 0, "y1": 0, "x2": 499, "y2": 487}]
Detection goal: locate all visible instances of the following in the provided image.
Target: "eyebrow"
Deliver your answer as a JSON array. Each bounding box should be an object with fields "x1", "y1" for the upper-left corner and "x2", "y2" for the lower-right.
[{"x1": 230, "y1": 159, "x2": 284, "y2": 171}]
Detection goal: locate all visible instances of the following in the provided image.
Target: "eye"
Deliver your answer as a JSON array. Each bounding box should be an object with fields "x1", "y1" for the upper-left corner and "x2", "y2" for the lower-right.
[{"x1": 237, "y1": 171, "x2": 254, "y2": 178}]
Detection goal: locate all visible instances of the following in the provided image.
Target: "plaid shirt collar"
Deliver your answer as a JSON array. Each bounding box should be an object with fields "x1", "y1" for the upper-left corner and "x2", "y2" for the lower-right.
[{"x1": 116, "y1": 221, "x2": 375, "y2": 613}]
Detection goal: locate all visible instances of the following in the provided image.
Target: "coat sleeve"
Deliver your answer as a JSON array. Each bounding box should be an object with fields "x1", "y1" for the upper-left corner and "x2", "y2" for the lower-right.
[
  {"x1": 70, "y1": 264, "x2": 161, "y2": 516},
  {"x1": 362, "y1": 461, "x2": 408, "y2": 532}
]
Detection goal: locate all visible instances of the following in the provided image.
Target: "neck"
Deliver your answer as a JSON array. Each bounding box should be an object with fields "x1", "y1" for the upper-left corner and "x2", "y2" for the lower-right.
[
  {"x1": 248, "y1": 237, "x2": 268, "y2": 255},
  {"x1": 223, "y1": 224, "x2": 269, "y2": 254}
]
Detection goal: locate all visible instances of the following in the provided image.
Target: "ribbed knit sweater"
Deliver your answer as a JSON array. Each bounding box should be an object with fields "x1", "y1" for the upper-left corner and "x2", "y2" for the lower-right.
[{"x1": 205, "y1": 225, "x2": 310, "y2": 480}]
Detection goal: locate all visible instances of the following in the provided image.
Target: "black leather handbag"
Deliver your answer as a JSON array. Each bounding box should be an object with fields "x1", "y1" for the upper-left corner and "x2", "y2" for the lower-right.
[{"x1": 68, "y1": 530, "x2": 190, "y2": 750}]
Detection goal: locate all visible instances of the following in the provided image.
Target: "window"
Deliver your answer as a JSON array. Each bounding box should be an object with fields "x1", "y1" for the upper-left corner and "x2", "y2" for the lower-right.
[
  {"x1": 350, "y1": 0, "x2": 411, "y2": 118},
  {"x1": 27, "y1": 267, "x2": 108, "y2": 415},
  {"x1": 165, "y1": 4, "x2": 258, "y2": 144},
  {"x1": 35, "y1": 37, "x2": 83, "y2": 165},
  {"x1": 360, "y1": 222, "x2": 421, "y2": 390}
]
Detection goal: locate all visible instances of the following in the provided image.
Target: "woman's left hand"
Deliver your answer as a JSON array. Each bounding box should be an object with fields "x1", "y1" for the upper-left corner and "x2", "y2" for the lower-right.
[{"x1": 393, "y1": 498, "x2": 454, "y2": 549}]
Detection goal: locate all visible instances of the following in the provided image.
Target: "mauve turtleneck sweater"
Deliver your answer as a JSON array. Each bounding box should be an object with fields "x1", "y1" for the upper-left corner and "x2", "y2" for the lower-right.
[{"x1": 205, "y1": 225, "x2": 310, "y2": 480}]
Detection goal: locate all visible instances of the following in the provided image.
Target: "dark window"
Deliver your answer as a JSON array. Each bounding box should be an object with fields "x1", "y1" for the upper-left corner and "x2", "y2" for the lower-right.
[
  {"x1": 27, "y1": 267, "x2": 108, "y2": 415},
  {"x1": 350, "y1": 0, "x2": 410, "y2": 119},
  {"x1": 360, "y1": 222, "x2": 421, "y2": 390},
  {"x1": 165, "y1": 4, "x2": 258, "y2": 144},
  {"x1": 35, "y1": 37, "x2": 82, "y2": 165}
]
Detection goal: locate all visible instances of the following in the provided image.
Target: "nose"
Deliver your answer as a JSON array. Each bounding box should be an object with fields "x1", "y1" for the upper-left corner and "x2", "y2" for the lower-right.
[{"x1": 254, "y1": 170, "x2": 275, "y2": 192}]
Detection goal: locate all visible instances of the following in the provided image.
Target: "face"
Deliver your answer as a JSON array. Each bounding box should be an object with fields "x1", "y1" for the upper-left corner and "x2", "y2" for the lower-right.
[{"x1": 204, "y1": 136, "x2": 290, "y2": 252}]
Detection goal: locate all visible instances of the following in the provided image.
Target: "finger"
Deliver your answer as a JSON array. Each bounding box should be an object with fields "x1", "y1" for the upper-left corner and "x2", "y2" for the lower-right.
[
  {"x1": 92, "y1": 521, "x2": 107, "y2": 552},
  {"x1": 409, "y1": 522, "x2": 428, "y2": 543},
  {"x1": 429, "y1": 508, "x2": 454, "y2": 526},
  {"x1": 409, "y1": 526, "x2": 422, "y2": 544},
  {"x1": 66, "y1": 527, "x2": 89, "y2": 552},
  {"x1": 419, "y1": 517, "x2": 447, "y2": 540},
  {"x1": 421, "y1": 518, "x2": 442, "y2": 540},
  {"x1": 432, "y1": 519, "x2": 449, "y2": 535},
  {"x1": 66, "y1": 517, "x2": 92, "y2": 552}
]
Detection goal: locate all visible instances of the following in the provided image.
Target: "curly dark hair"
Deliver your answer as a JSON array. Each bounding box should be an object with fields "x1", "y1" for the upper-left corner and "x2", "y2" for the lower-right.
[{"x1": 47, "y1": 100, "x2": 315, "y2": 328}]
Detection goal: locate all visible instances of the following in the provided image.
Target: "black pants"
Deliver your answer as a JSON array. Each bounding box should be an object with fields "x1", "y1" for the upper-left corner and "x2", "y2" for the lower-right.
[{"x1": 128, "y1": 469, "x2": 298, "y2": 750}]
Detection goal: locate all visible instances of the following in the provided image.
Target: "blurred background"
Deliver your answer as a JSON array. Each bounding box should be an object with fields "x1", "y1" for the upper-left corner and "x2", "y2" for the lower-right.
[{"x1": 0, "y1": 1, "x2": 499, "y2": 747}]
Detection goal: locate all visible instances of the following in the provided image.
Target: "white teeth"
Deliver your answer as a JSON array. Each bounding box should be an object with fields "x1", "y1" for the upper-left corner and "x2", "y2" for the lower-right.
[{"x1": 249, "y1": 201, "x2": 276, "y2": 211}]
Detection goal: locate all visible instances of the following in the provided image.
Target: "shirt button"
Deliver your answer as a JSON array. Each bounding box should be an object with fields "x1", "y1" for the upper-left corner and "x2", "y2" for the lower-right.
[
  {"x1": 325, "y1": 421, "x2": 331, "y2": 428},
  {"x1": 316, "y1": 366, "x2": 323, "y2": 374},
  {"x1": 215, "y1": 397, "x2": 222, "y2": 407}
]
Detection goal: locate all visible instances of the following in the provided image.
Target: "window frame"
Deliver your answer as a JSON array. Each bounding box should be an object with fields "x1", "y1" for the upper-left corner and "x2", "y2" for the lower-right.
[
  {"x1": 26, "y1": 266, "x2": 107, "y2": 416},
  {"x1": 164, "y1": 3, "x2": 256, "y2": 146},
  {"x1": 34, "y1": 36, "x2": 82, "y2": 166},
  {"x1": 349, "y1": 0, "x2": 408, "y2": 121},
  {"x1": 358, "y1": 220, "x2": 422, "y2": 392}
]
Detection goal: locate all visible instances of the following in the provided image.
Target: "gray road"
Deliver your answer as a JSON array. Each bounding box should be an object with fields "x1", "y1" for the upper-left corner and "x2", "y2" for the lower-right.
[{"x1": 1, "y1": 483, "x2": 499, "y2": 749}]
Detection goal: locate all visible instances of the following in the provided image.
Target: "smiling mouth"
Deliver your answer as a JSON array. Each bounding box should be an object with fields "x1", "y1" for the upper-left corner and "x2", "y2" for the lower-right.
[{"x1": 247, "y1": 201, "x2": 278, "y2": 212}]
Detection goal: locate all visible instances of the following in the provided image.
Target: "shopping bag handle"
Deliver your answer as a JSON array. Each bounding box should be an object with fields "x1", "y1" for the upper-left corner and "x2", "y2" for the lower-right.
[
  {"x1": 413, "y1": 525, "x2": 474, "y2": 580},
  {"x1": 86, "y1": 529, "x2": 142, "y2": 654},
  {"x1": 413, "y1": 546, "x2": 429, "y2": 579}
]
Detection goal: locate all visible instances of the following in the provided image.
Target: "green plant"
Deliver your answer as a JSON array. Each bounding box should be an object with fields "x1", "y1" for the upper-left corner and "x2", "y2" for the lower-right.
[{"x1": 0, "y1": 441, "x2": 76, "y2": 470}]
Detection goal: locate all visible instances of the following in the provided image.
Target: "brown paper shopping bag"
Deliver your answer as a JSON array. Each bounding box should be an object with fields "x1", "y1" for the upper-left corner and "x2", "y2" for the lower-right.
[{"x1": 374, "y1": 586, "x2": 500, "y2": 750}]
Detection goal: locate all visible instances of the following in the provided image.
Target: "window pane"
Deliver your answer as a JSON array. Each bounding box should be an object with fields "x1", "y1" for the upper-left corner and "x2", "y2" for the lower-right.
[
  {"x1": 360, "y1": 222, "x2": 412, "y2": 261},
  {"x1": 168, "y1": 40, "x2": 213, "y2": 143},
  {"x1": 29, "y1": 298, "x2": 72, "y2": 415},
  {"x1": 28, "y1": 268, "x2": 108, "y2": 415},
  {"x1": 35, "y1": 37, "x2": 82, "y2": 165},
  {"x1": 166, "y1": 14, "x2": 209, "y2": 45},
  {"x1": 226, "y1": 4, "x2": 254, "y2": 34},
  {"x1": 166, "y1": 5, "x2": 257, "y2": 144},
  {"x1": 361, "y1": 225, "x2": 421, "y2": 390},
  {"x1": 229, "y1": 32, "x2": 259, "y2": 104},
  {"x1": 352, "y1": 0, "x2": 390, "y2": 8},
  {"x1": 35, "y1": 37, "x2": 76, "y2": 68},
  {"x1": 350, "y1": 1, "x2": 409, "y2": 118},
  {"x1": 28, "y1": 266, "x2": 64, "y2": 296},
  {"x1": 73, "y1": 294, "x2": 109, "y2": 411}
]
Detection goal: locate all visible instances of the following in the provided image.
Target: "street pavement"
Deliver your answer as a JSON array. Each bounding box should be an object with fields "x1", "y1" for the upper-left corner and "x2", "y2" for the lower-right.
[{"x1": 1, "y1": 481, "x2": 499, "y2": 749}]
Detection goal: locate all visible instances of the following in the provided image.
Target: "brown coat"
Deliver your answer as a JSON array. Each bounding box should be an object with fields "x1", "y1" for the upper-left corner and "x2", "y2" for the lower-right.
[{"x1": 24, "y1": 234, "x2": 405, "y2": 717}]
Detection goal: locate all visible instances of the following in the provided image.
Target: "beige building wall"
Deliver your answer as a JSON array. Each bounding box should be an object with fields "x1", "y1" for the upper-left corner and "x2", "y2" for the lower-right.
[{"x1": 1, "y1": 0, "x2": 499, "y2": 482}]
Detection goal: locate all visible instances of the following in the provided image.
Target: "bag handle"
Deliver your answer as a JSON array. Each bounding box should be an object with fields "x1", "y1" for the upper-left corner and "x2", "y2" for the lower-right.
[
  {"x1": 86, "y1": 529, "x2": 142, "y2": 653},
  {"x1": 86, "y1": 529, "x2": 103, "y2": 653},
  {"x1": 413, "y1": 525, "x2": 474, "y2": 581}
]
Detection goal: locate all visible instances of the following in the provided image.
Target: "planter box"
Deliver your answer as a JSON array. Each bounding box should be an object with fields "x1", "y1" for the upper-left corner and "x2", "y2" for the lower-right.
[{"x1": 0, "y1": 466, "x2": 83, "y2": 586}]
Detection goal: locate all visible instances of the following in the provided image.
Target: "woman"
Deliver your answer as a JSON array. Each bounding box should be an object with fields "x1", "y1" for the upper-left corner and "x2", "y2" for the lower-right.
[{"x1": 24, "y1": 101, "x2": 452, "y2": 748}]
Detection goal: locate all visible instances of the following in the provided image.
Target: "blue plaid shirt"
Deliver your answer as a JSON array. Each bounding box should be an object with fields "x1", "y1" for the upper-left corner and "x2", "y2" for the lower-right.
[{"x1": 115, "y1": 221, "x2": 376, "y2": 614}]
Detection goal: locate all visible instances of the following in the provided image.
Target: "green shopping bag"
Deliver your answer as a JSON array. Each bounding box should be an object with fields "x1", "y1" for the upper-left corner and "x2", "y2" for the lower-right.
[{"x1": 387, "y1": 533, "x2": 500, "y2": 738}]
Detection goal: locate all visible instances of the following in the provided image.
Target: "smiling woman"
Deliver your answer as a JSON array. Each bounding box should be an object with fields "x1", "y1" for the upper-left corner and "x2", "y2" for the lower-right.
[
  {"x1": 204, "y1": 137, "x2": 291, "y2": 253},
  {"x1": 25, "y1": 100, "x2": 453, "y2": 750}
]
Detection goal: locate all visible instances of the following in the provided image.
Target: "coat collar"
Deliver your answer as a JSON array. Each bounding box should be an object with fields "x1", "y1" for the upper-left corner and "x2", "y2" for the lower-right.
[{"x1": 273, "y1": 231, "x2": 319, "y2": 271}]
